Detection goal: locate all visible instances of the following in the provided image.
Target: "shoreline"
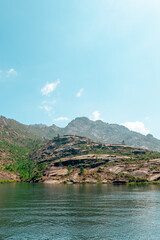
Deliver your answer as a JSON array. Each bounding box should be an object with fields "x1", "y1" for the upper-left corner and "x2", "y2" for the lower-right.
[{"x1": 1, "y1": 179, "x2": 160, "y2": 185}]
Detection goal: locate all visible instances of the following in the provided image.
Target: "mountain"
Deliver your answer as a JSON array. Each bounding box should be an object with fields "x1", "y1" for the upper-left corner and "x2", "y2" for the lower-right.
[
  {"x1": 1, "y1": 118, "x2": 160, "y2": 183},
  {"x1": 0, "y1": 116, "x2": 43, "y2": 148},
  {"x1": 61, "y1": 117, "x2": 160, "y2": 151},
  {"x1": 0, "y1": 115, "x2": 160, "y2": 151},
  {"x1": 0, "y1": 116, "x2": 60, "y2": 147}
]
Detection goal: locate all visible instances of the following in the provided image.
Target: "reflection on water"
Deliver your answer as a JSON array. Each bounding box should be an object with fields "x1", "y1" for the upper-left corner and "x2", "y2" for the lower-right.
[{"x1": 0, "y1": 183, "x2": 160, "y2": 239}]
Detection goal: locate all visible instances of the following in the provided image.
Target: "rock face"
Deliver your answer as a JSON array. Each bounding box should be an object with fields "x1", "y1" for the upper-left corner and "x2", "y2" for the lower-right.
[
  {"x1": 32, "y1": 135, "x2": 148, "y2": 165},
  {"x1": 0, "y1": 171, "x2": 19, "y2": 181},
  {"x1": 32, "y1": 135, "x2": 160, "y2": 184}
]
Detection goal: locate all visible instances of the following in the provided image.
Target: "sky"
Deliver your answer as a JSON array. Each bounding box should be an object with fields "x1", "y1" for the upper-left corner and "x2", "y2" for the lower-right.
[{"x1": 0, "y1": 0, "x2": 160, "y2": 138}]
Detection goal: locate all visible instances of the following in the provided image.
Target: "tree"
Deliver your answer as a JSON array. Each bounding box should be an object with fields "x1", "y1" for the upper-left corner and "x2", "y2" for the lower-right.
[
  {"x1": 67, "y1": 165, "x2": 72, "y2": 175},
  {"x1": 59, "y1": 160, "x2": 62, "y2": 166},
  {"x1": 80, "y1": 166, "x2": 84, "y2": 175},
  {"x1": 121, "y1": 140, "x2": 125, "y2": 145}
]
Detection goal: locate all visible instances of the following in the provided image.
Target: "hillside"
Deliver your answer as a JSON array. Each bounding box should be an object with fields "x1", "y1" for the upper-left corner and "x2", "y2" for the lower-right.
[
  {"x1": 1, "y1": 134, "x2": 160, "y2": 183},
  {"x1": 31, "y1": 135, "x2": 160, "y2": 184},
  {"x1": 0, "y1": 116, "x2": 43, "y2": 148},
  {"x1": 0, "y1": 116, "x2": 43, "y2": 181},
  {"x1": 1, "y1": 115, "x2": 160, "y2": 152}
]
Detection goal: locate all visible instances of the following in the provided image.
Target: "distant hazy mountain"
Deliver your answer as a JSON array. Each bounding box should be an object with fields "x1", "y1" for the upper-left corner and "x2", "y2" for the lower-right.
[
  {"x1": 0, "y1": 116, "x2": 160, "y2": 151},
  {"x1": 61, "y1": 117, "x2": 160, "y2": 151}
]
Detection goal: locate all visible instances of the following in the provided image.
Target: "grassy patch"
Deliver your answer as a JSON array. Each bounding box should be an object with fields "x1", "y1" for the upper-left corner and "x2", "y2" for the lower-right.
[{"x1": 0, "y1": 179, "x2": 16, "y2": 184}]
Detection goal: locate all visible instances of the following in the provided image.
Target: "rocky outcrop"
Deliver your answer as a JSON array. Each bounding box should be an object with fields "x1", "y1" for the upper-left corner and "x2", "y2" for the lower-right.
[
  {"x1": 31, "y1": 135, "x2": 160, "y2": 184},
  {"x1": 32, "y1": 135, "x2": 149, "y2": 163},
  {"x1": 0, "y1": 171, "x2": 19, "y2": 181},
  {"x1": 41, "y1": 158, "x2": 160, "y2": 184}
]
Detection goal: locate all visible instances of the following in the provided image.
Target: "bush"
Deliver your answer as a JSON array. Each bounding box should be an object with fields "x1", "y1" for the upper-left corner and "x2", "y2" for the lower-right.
[
  {"x1": 80, "y1": 166, "x2": 84, "y2": 175},
  {"x1": 67, "y1": 165, "x2": 72, "y2": 175}
]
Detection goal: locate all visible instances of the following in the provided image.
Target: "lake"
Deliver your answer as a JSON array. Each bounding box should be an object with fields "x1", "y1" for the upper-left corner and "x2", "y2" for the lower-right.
[{"x1": 0, "y1": 183, "x2": 160, "y2": 240}]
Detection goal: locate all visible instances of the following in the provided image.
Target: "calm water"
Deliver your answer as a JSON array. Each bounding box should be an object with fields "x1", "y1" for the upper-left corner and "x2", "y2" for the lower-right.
[{"x1": 0, "y1": 184, "x2": 160, "y2": 240}]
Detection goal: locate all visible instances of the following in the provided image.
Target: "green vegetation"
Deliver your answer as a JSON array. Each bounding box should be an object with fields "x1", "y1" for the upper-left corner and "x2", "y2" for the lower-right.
[
  {"x1": 0, "y1": 139, "x2": 43, "y2": 181},
  {"x1": 59, "y1": 160, "x2": 62, "y2": 166},
  {"x1": 80, "y1": 166, "x2": 84, "y2": 175},
  {"x1": 0, "y1": 179, "x2": 16, "y2": 184},
  {"x1": 67, "y1": 165, "x2": 72, "y2": 175},
  {"x1": 3, "y1": 159, "x2": 35, "y2": 180},
  {"x1": 97, "y1": 167, "x2": 103, "y2": 173},
  {"x1": 37, "y1": 162, "x2": 46, "y2": 171},
  {"x1": 116, "y1": 173, "x2": 147, "y2": 183}
]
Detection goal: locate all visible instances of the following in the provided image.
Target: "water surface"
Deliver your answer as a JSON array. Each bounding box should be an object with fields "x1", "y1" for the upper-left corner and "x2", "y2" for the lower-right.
[{"x1": 0, "y1": 183, "x2": 160, "y2": 240}]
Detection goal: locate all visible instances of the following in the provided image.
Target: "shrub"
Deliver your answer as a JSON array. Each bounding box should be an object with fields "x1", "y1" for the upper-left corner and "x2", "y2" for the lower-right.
[
  {"x1": 67, "y1": 165, "x2": 72, "y2": 175},
  {"x1": 80, "y1": 166, "x2": 84, "y2": 175}
]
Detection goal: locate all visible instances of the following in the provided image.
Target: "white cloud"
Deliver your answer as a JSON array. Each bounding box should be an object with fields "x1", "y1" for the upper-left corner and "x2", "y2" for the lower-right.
[
  {"x1": 39, "y1": 100, "x2": 56, "y2": 112},
  {"x1": 53, "y1": 117, "x2": 69, "y2": 122},
  {"x1": 91, "y1": 110, "x2": 103, "y2": 121},
  {"x1": 39, "y1": 105, "x2": 52, "y2": 112},
  {"x1": 41, "y1": 79, "x2": 60, "y2": 96},
  {"x1": 121, "y1": 121, "x2": 150, "y2": 135},
  {"x1": 76, "y1": 88, "x2": 84, "y2": 97},
  {"x1": 7, "y1": 68, "x2": 17, "y2": 76}
]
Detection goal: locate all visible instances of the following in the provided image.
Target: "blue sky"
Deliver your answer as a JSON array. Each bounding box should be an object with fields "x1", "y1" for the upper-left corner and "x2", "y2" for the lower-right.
[{"x1": 0, "y1": 0, "x2": 160, "y2": 138}]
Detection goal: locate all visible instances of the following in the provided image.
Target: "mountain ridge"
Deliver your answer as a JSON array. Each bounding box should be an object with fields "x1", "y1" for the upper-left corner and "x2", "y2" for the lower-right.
[
  {"x1": 0, "y1": 115, "x2": 160, "y2": 151},
  {"x1": 1, "y1": 116, "x2": 160, "y2": 183}
]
